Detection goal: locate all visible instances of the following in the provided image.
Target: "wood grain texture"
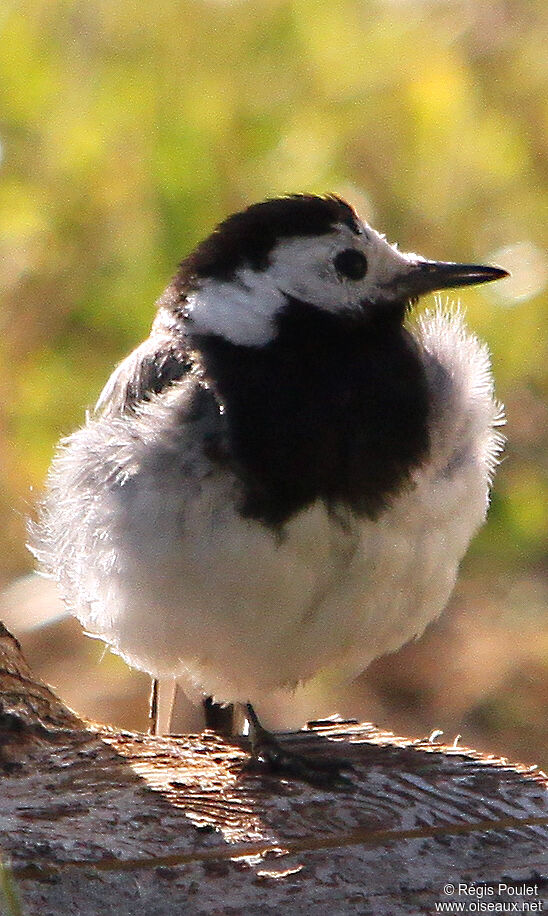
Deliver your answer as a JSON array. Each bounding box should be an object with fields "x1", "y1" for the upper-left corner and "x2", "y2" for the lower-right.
[{"x1": 0, "y1": 623, "x2": 547, "y2": 915}]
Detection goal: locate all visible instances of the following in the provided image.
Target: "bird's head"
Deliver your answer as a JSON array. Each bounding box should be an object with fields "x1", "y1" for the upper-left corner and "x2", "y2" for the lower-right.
[{"x1": 163, "y1": 194, "x2": 507, "y2": 346}]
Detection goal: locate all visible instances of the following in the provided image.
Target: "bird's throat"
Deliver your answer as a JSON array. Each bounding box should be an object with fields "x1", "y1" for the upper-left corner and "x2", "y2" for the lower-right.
[{"x1": 194, "y1": 304, "x2": 430, "y2": 529}]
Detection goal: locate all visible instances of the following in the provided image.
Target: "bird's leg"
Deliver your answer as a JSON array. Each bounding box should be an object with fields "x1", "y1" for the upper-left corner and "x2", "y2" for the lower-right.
[
  {"x1": 148, "y1": 677, "x2": 159, "y2": 735},
  {"x1": 148, "y1": 681, "x2": 233, "y2": 737},
  {"x1": 151, "y1": 678, "x2": 200, "y2": 735},
  {"x1": 203, "y1": 696, "x2": 234, "y2": 737},
  {"x1": 244, "y1": 702, "x2": 352, "y2": 787}
]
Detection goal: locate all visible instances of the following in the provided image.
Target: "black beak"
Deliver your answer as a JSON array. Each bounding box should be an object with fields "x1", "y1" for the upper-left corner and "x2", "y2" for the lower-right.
[{"x1": 398, "y1": 259, "x2": 509, "y2": 298}]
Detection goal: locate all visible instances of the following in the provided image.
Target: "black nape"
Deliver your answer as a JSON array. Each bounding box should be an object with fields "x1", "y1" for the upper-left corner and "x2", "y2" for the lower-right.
[{"x1": 173, "y1": 194, "x2": 361, "y2": 288}]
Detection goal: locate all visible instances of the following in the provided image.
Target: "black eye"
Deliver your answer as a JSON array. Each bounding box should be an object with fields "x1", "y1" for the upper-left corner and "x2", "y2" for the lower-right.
[{"x1": 333, "y1": 248, "x2": 368, "y2": 280}]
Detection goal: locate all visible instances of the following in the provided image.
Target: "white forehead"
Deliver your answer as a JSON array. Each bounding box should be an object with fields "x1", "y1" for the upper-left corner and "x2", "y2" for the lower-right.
[{"x1": 185, "y1": 219, "x2": 414, "y2": 346}]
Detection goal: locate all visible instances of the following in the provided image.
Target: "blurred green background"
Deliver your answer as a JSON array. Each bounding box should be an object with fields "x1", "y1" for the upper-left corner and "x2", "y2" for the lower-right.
[{"x1": 1, "y1": 0, "x2": 546, "y2": 765}]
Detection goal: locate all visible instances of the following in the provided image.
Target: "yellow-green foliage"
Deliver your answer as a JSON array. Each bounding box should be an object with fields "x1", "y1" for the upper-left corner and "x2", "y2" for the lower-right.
[{"x1": 0, "y1": 0, "x2": 547, "y2": 584}]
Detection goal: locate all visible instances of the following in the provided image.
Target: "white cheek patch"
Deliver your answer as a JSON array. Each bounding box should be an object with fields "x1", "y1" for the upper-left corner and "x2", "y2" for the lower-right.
[
  {"x1": 185, "y1": 272, "x2": 286, "y2": 346},
  {"x1": 185, "y1": 231, "x2": 353, "y2": 346},
  {"x1": 268, "y1": 234, "x2": 356, "y2": 313},
  {"x1": 185, "y1": 222, "x2": 418, "y2": 346}
]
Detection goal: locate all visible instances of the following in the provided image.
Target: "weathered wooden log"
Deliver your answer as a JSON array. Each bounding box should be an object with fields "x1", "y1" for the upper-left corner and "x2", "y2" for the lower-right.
[{"x1": 0, "y1": 622, "x2": 547, "y2": 915}]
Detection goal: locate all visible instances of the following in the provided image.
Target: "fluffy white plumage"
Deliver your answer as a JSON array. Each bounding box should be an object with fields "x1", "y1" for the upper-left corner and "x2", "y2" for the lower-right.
[{"x1": 31, "y1": 306, "x2": 503, "y2": 705}]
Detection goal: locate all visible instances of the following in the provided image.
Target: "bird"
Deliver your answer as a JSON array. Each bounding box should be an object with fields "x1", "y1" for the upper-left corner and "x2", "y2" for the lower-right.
[{"x1": 30, "y1": 193, "x2": 507, "y2": 781}]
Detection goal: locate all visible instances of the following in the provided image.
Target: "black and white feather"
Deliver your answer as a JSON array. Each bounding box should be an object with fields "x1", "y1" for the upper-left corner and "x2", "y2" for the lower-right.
[{"x1": 30, "y1": 194, "x2": 505, "y2": 707}]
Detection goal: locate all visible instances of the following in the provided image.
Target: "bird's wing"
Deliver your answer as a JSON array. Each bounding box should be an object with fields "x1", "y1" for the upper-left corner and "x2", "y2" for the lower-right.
[{"x1": 95, "y1": 330, "x2": 193, "y2": 417}]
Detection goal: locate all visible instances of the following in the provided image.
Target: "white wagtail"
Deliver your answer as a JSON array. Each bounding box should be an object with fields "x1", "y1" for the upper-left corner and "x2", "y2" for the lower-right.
[{"x1": 31, "y1": 194, "x2": 507, "y2": 780}]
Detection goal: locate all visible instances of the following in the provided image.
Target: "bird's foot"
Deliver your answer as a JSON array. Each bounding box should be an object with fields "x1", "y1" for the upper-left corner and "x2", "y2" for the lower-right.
[{"x1": 243, "y1": 703, "x2": 353, "y2": 788}]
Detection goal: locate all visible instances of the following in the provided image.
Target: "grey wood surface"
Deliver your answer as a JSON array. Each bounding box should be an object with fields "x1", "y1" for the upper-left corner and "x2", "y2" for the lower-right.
[{"x1": 1, "y1": 623, "x2": 547, "y2": 915}]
